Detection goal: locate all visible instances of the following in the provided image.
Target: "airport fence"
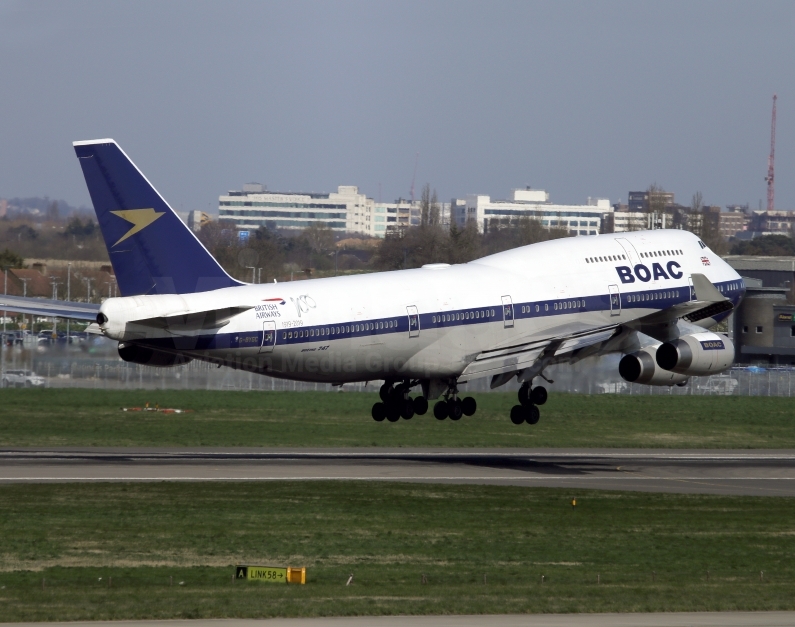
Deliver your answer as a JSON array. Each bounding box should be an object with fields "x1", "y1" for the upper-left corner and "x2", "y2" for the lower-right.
[{"x1": 2, "y1": 338, "x2": 794, "y2": 397}]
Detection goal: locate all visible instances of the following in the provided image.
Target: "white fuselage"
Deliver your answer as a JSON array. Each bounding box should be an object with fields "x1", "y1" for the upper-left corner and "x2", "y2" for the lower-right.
[{"x1": 99, "y1": 230, "x2": 744, "y2": 383}]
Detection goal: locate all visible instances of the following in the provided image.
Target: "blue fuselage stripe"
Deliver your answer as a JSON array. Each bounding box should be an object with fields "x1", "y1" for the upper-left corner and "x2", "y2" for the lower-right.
[{"x1": 143, "y1": 278, "x2": 745, "y2": 353}]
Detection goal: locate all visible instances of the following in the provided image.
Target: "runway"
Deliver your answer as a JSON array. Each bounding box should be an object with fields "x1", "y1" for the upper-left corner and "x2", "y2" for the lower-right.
[
  {"x1": 2, "y1": 447, "x2": 795, "y2": 496},
  {"x1": 5, "y1": 614, "x2": 795, "y2": 627}
]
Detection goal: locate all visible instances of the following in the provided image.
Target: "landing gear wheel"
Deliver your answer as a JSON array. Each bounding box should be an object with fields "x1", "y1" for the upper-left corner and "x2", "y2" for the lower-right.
[
  {"x1": 413, "y1": 396, "x2": 429, "y2": 416},
  {"x1": 371, "y1": 402, "x2": 386, "y2": 422},
  {"x1": 518, "y1": 385, "x2": 531, "y2": 407},
  {"x1": 510, "y1": 405, "x2": 526, "y2": 425},
  {"x1": 434, "y1": 400, "x2": 448, "y2": 420},
  {"x1": 400, "y1": 399, "x2": 415, "y2": 420},
  {"x1": 461, "y1": 397, "x2": 477, "y2": 416},
  {"x1": 386, "y1": 404, "x2": 401, "y2": 422},
  {"x1": 526, "y1": 405, "x2": 540, "y2": 424},
  {"x1": 530, "y1": 386, "x2": 547, "y2": 406},
  {"x1": 379, "y1": 382, "x2": 392, "y2": 402},
  {"x1": 449, "y1": 399, "x2": 463, "y2": 421}
]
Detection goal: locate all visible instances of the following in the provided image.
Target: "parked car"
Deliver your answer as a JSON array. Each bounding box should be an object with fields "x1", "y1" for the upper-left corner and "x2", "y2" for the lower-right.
[{"x1": 1, "y1": 369, "x2": 46, "y2": 388}]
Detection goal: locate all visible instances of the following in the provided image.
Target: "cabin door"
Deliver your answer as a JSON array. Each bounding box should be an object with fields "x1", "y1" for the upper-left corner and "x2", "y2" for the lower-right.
[{"x1": 260, "y1": 320, "x2": 276, "y2": 353}]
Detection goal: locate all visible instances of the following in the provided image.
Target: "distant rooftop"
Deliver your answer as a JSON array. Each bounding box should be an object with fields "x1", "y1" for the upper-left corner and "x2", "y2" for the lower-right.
[{"x1": 725, "y1": 256, "x2": 795, "y2": 272}]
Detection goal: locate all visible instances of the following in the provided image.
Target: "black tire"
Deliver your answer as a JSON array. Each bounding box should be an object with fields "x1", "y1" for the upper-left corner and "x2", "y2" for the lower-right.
[
  {"x1": 530, "y1": 386, "x2": 547, "y2": 406},
  {"x1": 379, "y1": 382, "x2": 392, "y2": 402},
  {"x1": 518, "y1": 385, "x2": 531, "y2": 407},
  {"x1": 371, "y1": 402, "x2": 386, "y2": 422},
  {"x1": 433, "y1": 400, "x2": 448, "y2": 420},
  {"x1": 461, "y1": 396, "x2": 477, "y2": 416},
  {"x1": 401, "y1": 399, "x2": 415, "y2": 420},
  {"x1": 449, "y1": 399, "x2": 463, "y2": 421},
  {"x1": 388, "y1": 385, "x2": 406, "y2": 405},
  {"x1": 413, "y1": 396, "x2": 429, "y2": 415},
  {"x1": 526, "y1": 405, "x2": 540, "y2": 425},
  {"x1": 510, "y1": 405, "x2": 526, "y2": 425},
  {"x1": 386, "y1": 404, "x2": 401, "y2": 422}
]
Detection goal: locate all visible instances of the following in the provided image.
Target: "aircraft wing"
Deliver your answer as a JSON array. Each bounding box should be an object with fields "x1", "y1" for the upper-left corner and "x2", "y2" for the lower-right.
[
  {"x1": 0, "y1": 295, "x2": 100, "y2": 321},
  {"x1": 462, "y1": 325, "x2": 621, "y2": 386}
]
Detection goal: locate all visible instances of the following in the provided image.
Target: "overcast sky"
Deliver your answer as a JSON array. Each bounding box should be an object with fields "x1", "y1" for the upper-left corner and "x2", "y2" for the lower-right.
[{"x1": 0, "y1": 1, "x2": 793, "y2": 214}]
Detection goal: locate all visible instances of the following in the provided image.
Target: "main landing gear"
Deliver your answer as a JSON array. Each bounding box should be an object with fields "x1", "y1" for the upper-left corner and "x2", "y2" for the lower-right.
[
  {"x1": 510, "y1": 382, "x2": 547, "y2": 425},
  {"x1": 371, "y1": 381, "x2": 428, "y2": 422},
  {"x1": 371, "y1": 380, "x2": 477, "y2": 423}
]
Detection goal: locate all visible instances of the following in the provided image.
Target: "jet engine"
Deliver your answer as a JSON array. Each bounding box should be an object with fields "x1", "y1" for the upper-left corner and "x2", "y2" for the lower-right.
[
  {"x1": 118, "y1": 342, "x2": 192, "y2": 367},
  {"x1": 619, "y1": 345, "x2": 689, "y2": 386},
  {"x1": 655, "y1": 332, "x2": 734, "y2": 376}
]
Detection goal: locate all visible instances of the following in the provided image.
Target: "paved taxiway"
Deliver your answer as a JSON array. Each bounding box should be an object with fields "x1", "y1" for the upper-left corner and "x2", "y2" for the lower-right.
[
  {"x1": 1, "y1": 448, "x2": 794, "y2": 496},
  {"x1": 5, "y1": 613, "x2": 795, "y2": 626}
]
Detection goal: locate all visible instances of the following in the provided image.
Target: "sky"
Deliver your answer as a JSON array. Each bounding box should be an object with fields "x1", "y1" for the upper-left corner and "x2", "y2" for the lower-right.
[{"x1": 0, "y1": 0, "x2": 793, "y2": 215}]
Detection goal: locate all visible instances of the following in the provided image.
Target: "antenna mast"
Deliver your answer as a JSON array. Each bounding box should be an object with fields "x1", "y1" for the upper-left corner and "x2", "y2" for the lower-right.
[
  {"x1": 409, "y1": 152, "x2": 419, "y2": 203},
  {"x1": 765, "y1": 94, "x2": 777, "y2": 211}
]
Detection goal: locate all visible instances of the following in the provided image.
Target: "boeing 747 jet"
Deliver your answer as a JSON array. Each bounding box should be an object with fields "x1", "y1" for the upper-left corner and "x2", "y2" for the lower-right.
[{"x1": 1, "y1": 140, "x2": 745, "y2": 424}]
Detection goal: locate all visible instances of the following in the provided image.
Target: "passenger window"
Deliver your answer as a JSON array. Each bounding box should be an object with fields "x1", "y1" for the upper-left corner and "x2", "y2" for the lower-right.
[{"x1": 535, "y1": 305, "x2": 539, "y2": 312}]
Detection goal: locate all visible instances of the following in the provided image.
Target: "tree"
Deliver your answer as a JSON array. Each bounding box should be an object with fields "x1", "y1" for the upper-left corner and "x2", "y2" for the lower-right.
[
  {"x1": 429, "y1": 189, "x2": 441, "y2": 226},
  {"x1": 46, "y1": 200, "x2": 59, "y2": 222},
  {"x1": 0, "y1": 248, "x2": 25, "y2": 269},
  {"x1": 420, "y1": 184, "x2": 431, "y2": 227},
  {"x1": 64, "y1": 216, "x2": 96, "y2": 237},
  {"x1": 445, "y1": 220, "x2": 480, "y2": 264},
  {"x1": 730, "y1": 234, "x2": 795, "y2": 256}
]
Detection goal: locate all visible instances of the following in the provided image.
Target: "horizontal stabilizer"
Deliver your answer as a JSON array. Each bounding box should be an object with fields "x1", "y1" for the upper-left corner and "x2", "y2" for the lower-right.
[
  {"x1": 0, "y1": 296, "x2": 100, "y2": 321},
  {"x1": 129, "y1": 306, "x2": 253, "y2": 334}
]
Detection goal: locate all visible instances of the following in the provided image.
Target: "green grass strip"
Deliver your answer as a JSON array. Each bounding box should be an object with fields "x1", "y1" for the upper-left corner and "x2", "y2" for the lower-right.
[
  {"x1": 0, "y1": 389, "x2": 793, "y2": 448},
  {"x1": 1, "y1": 482, "x2": 794, "y2": 620}
]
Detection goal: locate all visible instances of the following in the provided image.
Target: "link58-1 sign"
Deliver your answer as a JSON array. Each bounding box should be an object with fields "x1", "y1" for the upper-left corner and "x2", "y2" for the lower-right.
[{"x1": 235, "y1": 565, "x2": 306, "y2": 584}]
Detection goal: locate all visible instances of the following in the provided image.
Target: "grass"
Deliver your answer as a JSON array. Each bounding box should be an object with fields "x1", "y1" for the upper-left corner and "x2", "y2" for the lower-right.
[
  {"x1": 0, "y1": 481, "x2": 794, "y2": 620},
  {"x1": 0, "y1": 389, "x2": 793, "y2": 448}
]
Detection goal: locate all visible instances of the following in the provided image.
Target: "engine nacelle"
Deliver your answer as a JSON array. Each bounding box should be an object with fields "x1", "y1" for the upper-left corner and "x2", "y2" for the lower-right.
[
  {"x1": 118, "y1": 342, "x2": 192, "y2": 368},
  {"x1": 619, "y1": 345, "x2": 689, "y2": 386},
  {"x1": 655, "y1": 332, "x2": 734, "y2": 376}
]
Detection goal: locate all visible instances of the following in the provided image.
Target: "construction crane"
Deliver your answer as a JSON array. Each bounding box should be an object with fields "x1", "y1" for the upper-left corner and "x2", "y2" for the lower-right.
[
  {"x1": 765, "y1": 94, "x2": 777, "y2": 211},
  {"x1": 409, "y1": 152, "x2": 419, "y2": 203}
]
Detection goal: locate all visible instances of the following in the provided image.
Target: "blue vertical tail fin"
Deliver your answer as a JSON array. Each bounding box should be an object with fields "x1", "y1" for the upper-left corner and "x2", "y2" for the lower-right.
[{"x1": 73, "y1": 139, "x2": 240, "y2": 296}]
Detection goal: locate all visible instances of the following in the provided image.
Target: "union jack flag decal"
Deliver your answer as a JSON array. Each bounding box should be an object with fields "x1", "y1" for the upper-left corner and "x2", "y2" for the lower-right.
[{"x1": 701, "y1": 256, "x2": 710, "y2": 266}]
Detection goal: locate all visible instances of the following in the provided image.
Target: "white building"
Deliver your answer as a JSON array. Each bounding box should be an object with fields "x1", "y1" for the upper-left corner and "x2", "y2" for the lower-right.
[
  {"x1": 460, "y1": 189, "x2": 611, "y2": 236},
  {"x1": 218, "y1": 183, "x2": 373, "y2": 235},
  {"x1": 218, "y1": 184, "x2": 430, "y2": 238}
]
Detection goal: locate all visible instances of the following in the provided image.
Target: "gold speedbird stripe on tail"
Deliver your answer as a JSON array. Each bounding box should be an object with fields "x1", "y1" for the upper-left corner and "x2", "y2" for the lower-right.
[{"x1": 110, "y1": 208, "x2": 165, "y2": 246}]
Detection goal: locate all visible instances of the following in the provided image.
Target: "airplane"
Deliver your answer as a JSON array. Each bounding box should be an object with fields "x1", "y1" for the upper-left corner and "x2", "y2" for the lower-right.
[{"x1": 0, "y1": 139, "x2": 745, "y2": 424}]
